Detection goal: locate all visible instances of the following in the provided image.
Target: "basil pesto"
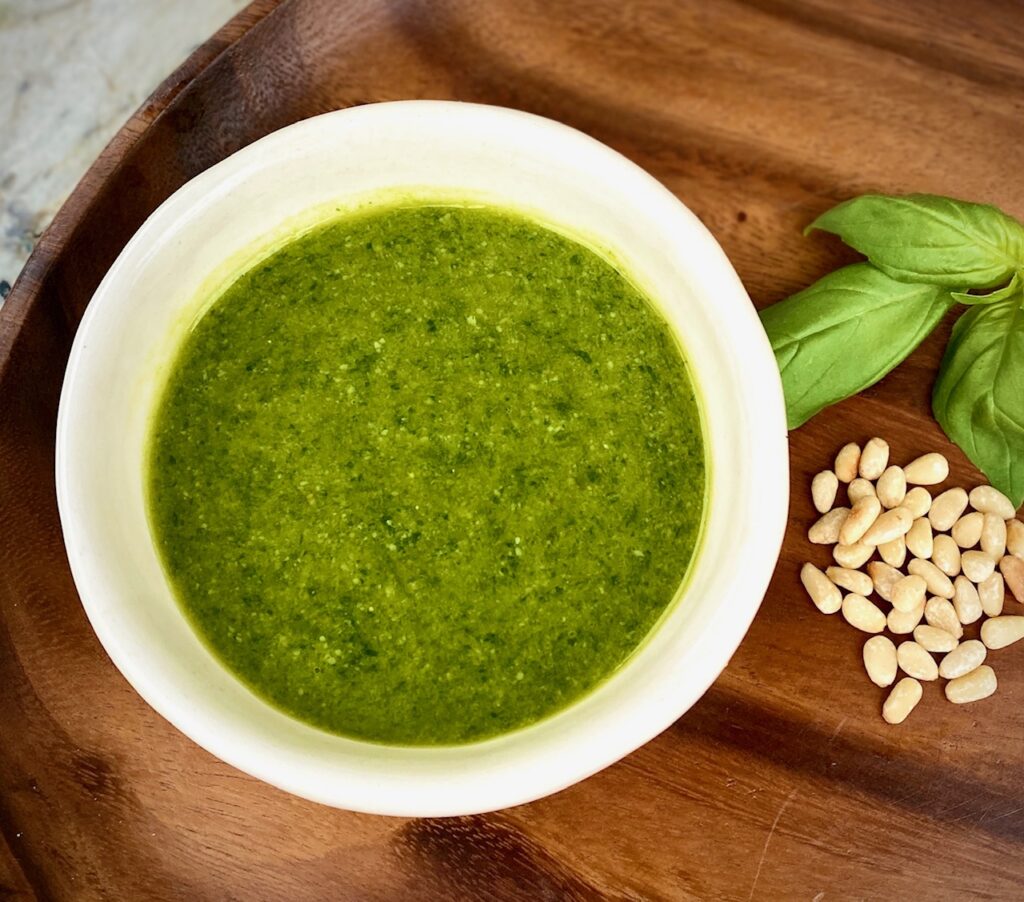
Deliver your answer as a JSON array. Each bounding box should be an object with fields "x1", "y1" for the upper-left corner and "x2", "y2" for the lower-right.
[{"x1": 148, "y1": 204, "x2": 706, "y2": 745}]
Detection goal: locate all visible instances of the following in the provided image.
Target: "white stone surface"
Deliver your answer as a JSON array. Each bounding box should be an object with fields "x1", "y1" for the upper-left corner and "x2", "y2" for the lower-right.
[{"x1": 0, "y1": 0, "x2": 247, "y2": 295}]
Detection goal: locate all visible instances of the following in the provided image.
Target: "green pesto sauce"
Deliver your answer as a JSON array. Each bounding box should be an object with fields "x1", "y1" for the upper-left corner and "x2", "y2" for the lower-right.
[{"x1": 148, "y1": 204, "x2": 706, "y2": 745}]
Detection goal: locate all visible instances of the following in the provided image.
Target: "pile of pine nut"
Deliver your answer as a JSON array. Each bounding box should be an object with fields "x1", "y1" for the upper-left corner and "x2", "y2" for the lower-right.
[{"x1": 802, "y1": 438, "x2": 1024, "y2": 724}]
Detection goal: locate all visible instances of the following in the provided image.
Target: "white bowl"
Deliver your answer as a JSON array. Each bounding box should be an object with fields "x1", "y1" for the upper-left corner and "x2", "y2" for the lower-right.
[{"x1": 56, "y1": 101, "x2": 788, "y2": 816}]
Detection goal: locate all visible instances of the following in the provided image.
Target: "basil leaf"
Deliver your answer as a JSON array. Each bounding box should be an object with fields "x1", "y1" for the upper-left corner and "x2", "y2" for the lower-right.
[
  {"x1": 760, "y1": 264, "x2": 953, "y2": 429},
  {"x1": 933, "y1": 288, "x2": 1024, "y2": 506},
  {"x1": 951, "y1": 273, "x2": 1021, "y2": 305},
  {"x1": 808, "y1": 194, "x2": 1024, "y2": 289}
]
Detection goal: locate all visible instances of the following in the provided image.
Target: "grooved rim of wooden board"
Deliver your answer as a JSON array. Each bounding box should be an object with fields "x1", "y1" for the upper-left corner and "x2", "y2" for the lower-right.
[{"x1": 1, "y1": 0, "x2": 1022, "y2": 898}]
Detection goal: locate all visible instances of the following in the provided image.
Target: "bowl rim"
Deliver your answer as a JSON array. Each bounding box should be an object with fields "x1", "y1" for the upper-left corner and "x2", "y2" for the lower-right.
[{"x1": 56, "y1": 100, "x2": 789, "y2": 815}]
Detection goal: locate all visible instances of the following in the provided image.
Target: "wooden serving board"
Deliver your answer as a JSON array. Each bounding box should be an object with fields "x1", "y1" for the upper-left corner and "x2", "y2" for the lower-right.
[{"x1": 2, "y1": 1, "x2": 1022, "y2": 898}]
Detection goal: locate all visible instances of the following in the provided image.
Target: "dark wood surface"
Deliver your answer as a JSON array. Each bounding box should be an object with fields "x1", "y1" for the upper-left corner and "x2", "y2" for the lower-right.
[{"x1": 2, "y1": 0, "x2": 1023, "y2": 898}]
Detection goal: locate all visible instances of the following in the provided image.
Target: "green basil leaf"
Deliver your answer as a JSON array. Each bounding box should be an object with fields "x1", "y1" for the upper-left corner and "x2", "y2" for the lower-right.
[
  {"x1": 807, "y1": 194, "x2": 1024, "y2": 289},
  {"x1": 760, "y1": 264, "x2": 953, "y2": 429},
  {"x1": 933, "y1": 288, "x2": 1024, "y2": 506},
  {"x1": 951, "y1": 273, "x2": 1021, "y2": 305}
]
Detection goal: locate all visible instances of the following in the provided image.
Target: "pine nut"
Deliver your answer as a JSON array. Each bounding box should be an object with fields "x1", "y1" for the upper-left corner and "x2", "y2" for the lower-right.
[
  {"x1": 924, "y1": 596, "x2": 963, "y2": 639},
  {"x1": 868, "y1": 561, "x2": 904, "y2": 602},
  {"x1": 883, "y1": 677, "x2": 922, "y2": 724},
  {"x1": 863, "y1": 635, "x2": 897, "y2": 687},
  {"x1": 839, "y1": 496, "x2": 882, "y2": 546},
  {"x1": 1007, "y1": 519, "x2": 1024, "y2": 559},
  {"x1": 887, "y1": 602, "x2": 924, "y2": 635},
  {"x1": 903, "y1": 453, "x2": 949, "y2": 486},
  {"x1": 945, "y1": 665, "x2": 997, "y2": 704},
  {"x1": 906, "y1": 517, "x2": 933, "y2": 560},
  {"x1": 876, "y1": 466, "x2": 907, "y2": 509},
  {"x1": 861, "y1": 507, "x2": 913, "y2": 546},
  {"x1": 891, "y1": 575, "x2": 927, "y2": 613},
  {"x1": 978, "y1": 572, "x2": 1004, "y2": 618},
  {"x1": 833, "y1": 542, "x2": 874, "y2": 569},
  {"x1": 961, "y1": 550, "x2": 995, "y2": 583},
  {"x1": 1000, "y1": 554, "x2": 1024, "y2": 602},
  {"x1": 931, "y1": 534, "x2": 961, "y2": 577},
  {"x1": 913, "y1": 624, "x2": 958, "y2": 653},
  {"x1": 834, "y1": 443, "x2": 861, "y2": 483},
  {"x1": 848, "y1": 478, "x2": 877, "y2": 504},
  {"x1": 951, "y1": 511, "x2": 984, "y2": 549},
  {"x1": 879, "y1": 536, "x2": 906, "y2": 568},
  {"x1": 969, "y1": 485, "x2": 1016, "y2": 519},
  {"x1": 811, "y1": 470, "x2": 839, "y2": 513},
  {"x1": 953, "y1": 576, "x2": 982, "y2": 625},
  {"x1": 981, "y1": 513, "x2": 1007, "y2": 560},
  {"x1": 809, "y1": 507, "x2": 851, "y2": 544},
  {"x1": 859, "y1": 437, "x2": 889, "y2": 480},
  {"x1": 902, "y1": 486, "x2": 932, "y2": 519},
  {"x1": 801, "y1": 563, "x2": 841, "y2": 614},
  {"x1": 939, "y1": 640, "x2": 987, "y2": 679},
  {"x1": 908, "y1": 558, "x2": 954, "y2": 599},
  {"x1": 842, "y1": 594, "x2": 886, "y2": 633},
  {"x1": 826, "y1": 566, "x2": 873, "y2": 596},
  {"x1": 981, "y1": 616, "x2": 1024, "y2": 649},
  {"x1": 929, "y1": 488, "x2": 968, "y2": 532},
  {"x1": 897, "y1": 641, "x2": 938, "y2": 681}
]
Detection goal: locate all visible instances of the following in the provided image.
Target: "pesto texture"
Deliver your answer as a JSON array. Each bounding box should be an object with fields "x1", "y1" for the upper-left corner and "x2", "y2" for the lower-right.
[{"x1": 148, "y1": 204, "x2": 706, "y2": 744}]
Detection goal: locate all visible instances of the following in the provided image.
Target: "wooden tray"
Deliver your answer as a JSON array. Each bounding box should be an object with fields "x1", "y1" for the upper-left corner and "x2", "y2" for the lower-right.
[{"x1": 2, "y1": 1, "x2": 1022, "y2": 897}]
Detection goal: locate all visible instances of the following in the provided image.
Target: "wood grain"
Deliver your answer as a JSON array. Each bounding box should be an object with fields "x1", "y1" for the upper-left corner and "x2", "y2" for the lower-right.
[{"x1": 2, "y1": 0, "x2": 1023, "y2": 898}]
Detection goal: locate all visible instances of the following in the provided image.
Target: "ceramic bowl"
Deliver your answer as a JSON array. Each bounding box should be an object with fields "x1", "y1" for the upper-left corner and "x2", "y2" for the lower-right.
[{"x1": 56, "y1": 101, "x2": 788, "y2": 816}]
